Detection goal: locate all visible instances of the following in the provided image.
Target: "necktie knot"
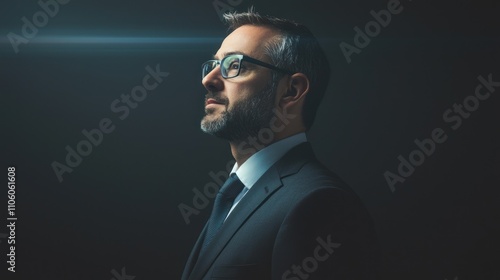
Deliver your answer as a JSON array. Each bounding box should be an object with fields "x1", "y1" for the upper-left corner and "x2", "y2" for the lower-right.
[{"x1": 219, "y1": 173, "x2": 244, "y2": 199}]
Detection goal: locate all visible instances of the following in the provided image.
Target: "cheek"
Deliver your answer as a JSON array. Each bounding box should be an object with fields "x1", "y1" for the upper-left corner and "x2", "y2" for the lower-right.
[
  {"x1": 225, "y1": 77, "x2": 271, "y2": 107},
  {"x1": 227, "y1": 83, "x2": 255, "y2": 101},
  {"x1": 225, "y1": 85, "x2": 246, "y2": 107}
]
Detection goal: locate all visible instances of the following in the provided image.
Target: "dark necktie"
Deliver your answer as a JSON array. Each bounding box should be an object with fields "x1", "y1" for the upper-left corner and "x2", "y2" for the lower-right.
[{"x1": 201, "y1": 173, "x2": 245, "y2": 250}]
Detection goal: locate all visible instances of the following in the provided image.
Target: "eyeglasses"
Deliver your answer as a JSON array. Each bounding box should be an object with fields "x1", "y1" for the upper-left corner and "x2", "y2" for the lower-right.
[{"x1": 201, "y1": 54, "x2": 294, "y2": 79}]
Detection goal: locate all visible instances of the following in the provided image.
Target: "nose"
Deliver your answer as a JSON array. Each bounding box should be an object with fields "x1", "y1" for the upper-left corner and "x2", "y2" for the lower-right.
[{"x1": 202, "y1": 65, "x2": 224, "y2": 92}]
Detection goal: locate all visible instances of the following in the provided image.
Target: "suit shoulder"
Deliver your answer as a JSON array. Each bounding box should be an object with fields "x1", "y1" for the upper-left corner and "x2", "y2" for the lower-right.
[{"x1": 282, "y1": 158, "x2": 352, "y2": 193}]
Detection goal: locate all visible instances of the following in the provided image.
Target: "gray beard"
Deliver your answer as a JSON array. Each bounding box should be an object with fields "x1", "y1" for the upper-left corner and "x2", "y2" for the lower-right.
[{"x1": 200, "y1": 83, "x2": 276, "y2": 142}]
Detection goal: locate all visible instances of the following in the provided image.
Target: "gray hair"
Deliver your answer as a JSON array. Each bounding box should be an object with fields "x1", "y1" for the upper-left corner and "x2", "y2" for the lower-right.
[{"x1": 223, "y1": 8, "x2": 331, "y2": 131}]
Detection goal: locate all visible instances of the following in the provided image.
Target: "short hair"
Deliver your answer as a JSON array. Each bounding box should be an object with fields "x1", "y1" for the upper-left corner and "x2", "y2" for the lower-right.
[{"x1": 223, "y1": 8, "x2": 331, "y2": 131}]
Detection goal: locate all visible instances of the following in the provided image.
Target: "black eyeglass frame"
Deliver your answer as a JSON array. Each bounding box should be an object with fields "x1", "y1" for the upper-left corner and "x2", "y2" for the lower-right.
[{"x1": 201, "y1": 54, "x2": 295, "y2": 79}]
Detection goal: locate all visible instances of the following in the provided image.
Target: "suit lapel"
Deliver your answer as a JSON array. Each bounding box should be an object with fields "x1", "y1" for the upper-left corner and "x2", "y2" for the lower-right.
[
  {"x1": 186, "y1": 142, "x2": 315, "y2": 280},
  {"x1": 187, "y1": 165, "x2": 282, "y2": 280}
]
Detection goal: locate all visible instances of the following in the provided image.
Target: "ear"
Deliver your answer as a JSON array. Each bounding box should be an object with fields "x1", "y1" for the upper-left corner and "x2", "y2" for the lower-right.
[{"x1": 279, "y1": 73, "x2": 310, "y2": 108}]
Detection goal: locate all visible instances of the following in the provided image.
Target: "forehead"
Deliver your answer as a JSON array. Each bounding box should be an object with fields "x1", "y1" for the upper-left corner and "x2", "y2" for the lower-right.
[{"x1": 214, "y1": 25, "x2": 279, "y2": 60}]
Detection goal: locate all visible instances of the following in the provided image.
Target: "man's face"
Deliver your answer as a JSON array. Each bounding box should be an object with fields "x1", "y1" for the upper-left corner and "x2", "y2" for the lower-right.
[{"x1": 200, "y1": 25, "x2": 282, "y2": 141}]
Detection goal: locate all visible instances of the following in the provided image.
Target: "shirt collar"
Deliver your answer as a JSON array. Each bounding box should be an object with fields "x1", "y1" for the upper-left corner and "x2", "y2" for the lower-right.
[{"x1": 230, "y1": 132, "x2": 307, "y2": 190}]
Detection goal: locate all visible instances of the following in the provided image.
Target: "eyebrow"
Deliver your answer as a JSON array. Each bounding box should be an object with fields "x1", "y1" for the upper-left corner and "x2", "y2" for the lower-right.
[{"x1": 212, "y1": 51, "x2": 249, "y2": 60}]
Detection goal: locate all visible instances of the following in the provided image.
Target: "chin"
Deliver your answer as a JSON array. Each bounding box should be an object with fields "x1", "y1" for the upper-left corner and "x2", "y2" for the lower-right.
[{"x1": 202, "y1": 112, "x2": 219, "y2": 123}]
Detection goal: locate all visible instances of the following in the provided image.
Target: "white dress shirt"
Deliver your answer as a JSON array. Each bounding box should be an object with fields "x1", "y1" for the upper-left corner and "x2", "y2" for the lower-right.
[{"x1": 225, "y1": 132, "x2": 307, "y2": 219}]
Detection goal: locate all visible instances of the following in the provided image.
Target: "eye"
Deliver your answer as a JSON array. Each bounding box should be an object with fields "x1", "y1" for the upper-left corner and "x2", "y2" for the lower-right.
[
  {"x1": 223, "y1": 56, "x2": 240, "y2": 69},
  {"x1": 229, "y1": 62, "x2": 240, "y2": 69}
]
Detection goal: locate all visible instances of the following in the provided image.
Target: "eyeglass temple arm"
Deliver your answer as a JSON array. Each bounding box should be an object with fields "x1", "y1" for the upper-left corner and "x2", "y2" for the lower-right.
[{"x1": 243, "y1": 56, "x2": 295, "y2": 75}]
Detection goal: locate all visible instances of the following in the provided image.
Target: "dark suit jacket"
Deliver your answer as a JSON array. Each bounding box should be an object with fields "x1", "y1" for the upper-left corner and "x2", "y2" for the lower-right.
[{"x1": 182, "y1": 142, "x2": 380, "y2": 280}]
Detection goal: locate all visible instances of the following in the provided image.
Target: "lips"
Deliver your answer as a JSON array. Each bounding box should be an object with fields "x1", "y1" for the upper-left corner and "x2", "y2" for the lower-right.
[{"x1": 205, "y1": 98, "x2": 225, "y2": 106}]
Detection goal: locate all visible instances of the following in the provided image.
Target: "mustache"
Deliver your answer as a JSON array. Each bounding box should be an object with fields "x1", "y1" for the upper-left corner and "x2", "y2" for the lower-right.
[{"x1": 205, "y1": 92, "x2": 229, "y2": 104}]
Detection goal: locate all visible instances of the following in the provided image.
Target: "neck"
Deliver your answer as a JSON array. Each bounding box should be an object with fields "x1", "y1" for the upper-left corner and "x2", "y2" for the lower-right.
[
  {"x1": 228, "y1": 129, "x2": 304, "y2": 167},
  {"x1": 229, "y1": 141, "x2": 254, "y2": 168}
]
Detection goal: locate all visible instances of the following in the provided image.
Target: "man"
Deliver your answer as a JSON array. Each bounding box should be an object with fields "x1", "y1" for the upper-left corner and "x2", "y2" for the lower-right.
[{"x1": 182, "y1": 9, "x2": 379, "y2": 280}]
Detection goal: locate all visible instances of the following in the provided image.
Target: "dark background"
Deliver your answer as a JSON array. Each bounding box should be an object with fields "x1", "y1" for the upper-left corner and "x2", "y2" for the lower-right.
[{"x1": 1, "y1": 0, "x2": 499, "y2": 279}]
